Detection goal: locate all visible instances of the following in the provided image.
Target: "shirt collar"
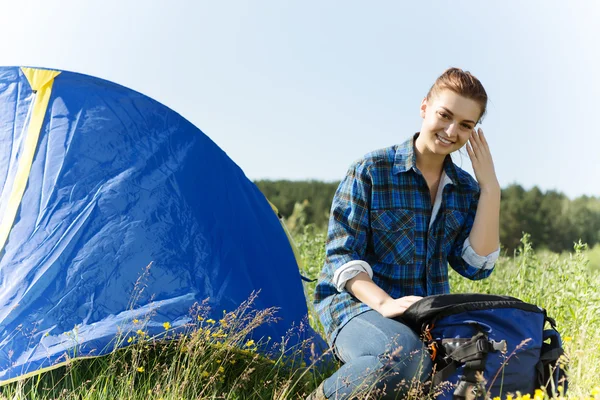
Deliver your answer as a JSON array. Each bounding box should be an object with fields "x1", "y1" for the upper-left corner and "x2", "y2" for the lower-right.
[{"x1": 393, "y1": 132, "x2": 460, "y2": 186}]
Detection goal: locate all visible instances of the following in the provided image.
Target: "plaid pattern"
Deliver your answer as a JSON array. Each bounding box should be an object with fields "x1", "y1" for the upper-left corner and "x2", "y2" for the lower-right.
[{"x1": 314, "y1": 134, "x2": 494, "y2": 345}]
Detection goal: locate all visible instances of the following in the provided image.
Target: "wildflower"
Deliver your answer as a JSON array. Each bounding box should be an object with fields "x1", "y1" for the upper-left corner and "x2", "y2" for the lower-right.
[
  {"x1": 136, "y1": 329, "x2": 146, "y2": 337},
  {"x1": 206, "y1": 319, "x2": 216, "y2": 324},
  {"x1": 493, "y1": 397, "x2": 500, "y2": 400},
  {"x1": 197, "y1": 316, "x2": 204, "y2": 321},
  {"x1": 218, "y1": 366, "x2": 225, "y2": 373},
  {"x1": 133, "y1": 319, "x2": 139, "y2": 324},
  {"x1": 219, "y1": 318, "x2": 228, "y2": 327},
  {"x1": 507, "y1": 396, "x2": 513, "y2": 400},
  {"x1": 244, "y1": 339, "x2": 255, "y2": 348},
  {"x1": 533, "y1": 388, "x2": 544, "y2": 400},
  {"x1": 137, "y1": 367, "x2": 144, "y2": 372},
  {"x1": 230, "y1": 360, "x2": 236, "y2": 364},
  {"x1": 127, "y1": 337, "x2": 133, "y2": 343},
  {"x1": 592, "y1": 386, "x2": 600, "y2": 396},
  {"x1": 563, "y1": 336, "x2": 572, "y2": 343},
  {"x1": 44, "y1": 332, "x2": 50, "y2": 337},
  {"x1": 163, "y1": 322, "x2": 171, "y2": 330},
  {"x1": 201, "y1": 371, "x2": 210, "y2": 378}
]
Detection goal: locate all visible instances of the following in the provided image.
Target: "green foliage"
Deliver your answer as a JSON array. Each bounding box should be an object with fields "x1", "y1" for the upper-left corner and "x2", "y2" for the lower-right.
[
  {"x1": 254, "y1": 180, "x2": 339, "y2": 231},
  {"x1": 499, "y1": 185, "x2": 600, "y2": 253}
]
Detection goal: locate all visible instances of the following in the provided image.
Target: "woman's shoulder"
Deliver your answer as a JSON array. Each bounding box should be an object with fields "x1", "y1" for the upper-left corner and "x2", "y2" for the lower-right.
[{"x1": 350, "y1": 145, "x2": 398, "y2": 171}]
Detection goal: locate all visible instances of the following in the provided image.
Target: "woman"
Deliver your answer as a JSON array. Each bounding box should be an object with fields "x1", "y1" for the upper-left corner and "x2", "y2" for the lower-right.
[{"x1": 309, "y1": 68, "x2": 501, "y2": 399}]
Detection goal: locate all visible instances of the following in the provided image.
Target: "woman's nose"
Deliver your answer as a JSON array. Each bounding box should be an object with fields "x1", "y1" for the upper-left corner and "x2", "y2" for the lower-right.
[{"x1": 445, "y1": 122, "x2": 458, "y2": 136}]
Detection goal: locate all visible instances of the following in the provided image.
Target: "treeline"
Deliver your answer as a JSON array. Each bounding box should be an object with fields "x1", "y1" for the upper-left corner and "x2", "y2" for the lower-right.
[{"x1": 255, "y1": 180, "x2": 600, "y2": 253}]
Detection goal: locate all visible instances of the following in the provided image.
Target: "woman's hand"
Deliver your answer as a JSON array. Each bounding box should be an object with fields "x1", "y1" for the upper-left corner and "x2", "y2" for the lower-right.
[
  {"x1": 466, "y1": 128, "x2": 500, "y2": 192},
  {"x1": 378, "y1": 296, "x2": 423, "y2": 319}
]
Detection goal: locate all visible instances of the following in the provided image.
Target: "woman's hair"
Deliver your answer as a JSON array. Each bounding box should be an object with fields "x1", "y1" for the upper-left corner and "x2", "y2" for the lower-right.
[{"x1": 426, "y1": 67, "x2": 488, "y2": 122}]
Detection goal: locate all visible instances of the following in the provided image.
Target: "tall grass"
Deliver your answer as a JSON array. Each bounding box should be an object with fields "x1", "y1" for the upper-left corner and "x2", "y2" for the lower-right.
[{"x1": 0, "y1": 228, "x2": 598, "y2": 399}]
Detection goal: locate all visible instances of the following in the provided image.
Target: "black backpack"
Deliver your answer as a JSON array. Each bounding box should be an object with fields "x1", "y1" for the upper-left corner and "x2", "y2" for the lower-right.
[{"x1": 402, "y1": 294, "x2": 567, "y2": 399}]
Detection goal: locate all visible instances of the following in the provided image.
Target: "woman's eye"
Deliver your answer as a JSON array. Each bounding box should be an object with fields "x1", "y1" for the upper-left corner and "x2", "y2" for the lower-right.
[
  {"x1": 461, "y1": 124, "x2": 473, "y2": 130},
  {"x1": 438, "y1": 112, "x2": 450, "y2": 119}
]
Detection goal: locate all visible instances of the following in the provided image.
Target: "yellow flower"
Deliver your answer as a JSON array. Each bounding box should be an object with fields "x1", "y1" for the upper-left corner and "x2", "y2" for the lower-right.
[
  {"x1": 493, "y1": 397, "x2": 501, "y2": 400},
  {"x1": 133, "y1": 319, "x2": 139, "y2": 324},
  {"x1": 244, "y1": 339, "x2": 255, "y2": 347},
  {"x1": 534, "y1": 388, "x2": 544, "y2": 400},
  {"x1": 137, "y1": 367, "x2": 144, "y2": 372},
  {"x1": 591, "y1": 386, "x2": 600, "y2": 396},
  {"x1": 563, "y1": 336, "x2": 572, "y2": 343},
  {"x1": 206, "y1": 319, "x2": 216, "y2": 324},
  {"x1": 507, "y1": 396, "x2": 513, "y2": 400},
  {"x1": 127, "y1": 337, "x2": 133, "y2": 343},
  {"x1": 197, "y1": 316, "x2": 204, "y2": 321},
  {"x1": 230, "y1": 360, "x2": 236, "y2": 364},
  {"x1": 201, "y1": 371, "x2": 210, "y2": 378},
  {"x1": 218, "y1": 366, "x2": 225, "y2": 373},
  {"x1": 219, "y1": 319, "x2": 228, "y2": 327},
  {"x1": 136, "y1": 329, "x2": 146, "y2": 337},
  {"x1": 163, "y1": 322, "x2": 171, "y2": 330}
]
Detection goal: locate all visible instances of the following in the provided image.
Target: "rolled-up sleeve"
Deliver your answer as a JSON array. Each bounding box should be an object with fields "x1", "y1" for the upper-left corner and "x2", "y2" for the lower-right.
[
  {"x1": 332, "y1": 260, "x2": 373, "y2": 292},
  {"x1": 461, "y1": 237, "x2": 500, "y2": 270}
]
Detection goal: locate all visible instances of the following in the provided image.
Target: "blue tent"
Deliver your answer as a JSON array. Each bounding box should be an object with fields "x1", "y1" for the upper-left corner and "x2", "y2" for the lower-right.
[{"x1": 0, "y1": 66, "x2": 324, "y2": 383}]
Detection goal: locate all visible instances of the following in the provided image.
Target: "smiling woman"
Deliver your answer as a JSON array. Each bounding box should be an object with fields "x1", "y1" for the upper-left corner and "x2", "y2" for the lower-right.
[{"x1": 308, "y1": 68, "x2": 502, "y2": 400}]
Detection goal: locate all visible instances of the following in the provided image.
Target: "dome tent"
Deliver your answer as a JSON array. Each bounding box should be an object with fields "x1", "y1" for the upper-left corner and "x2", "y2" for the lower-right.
[{"x1": 0, "y1": 66, "x2": 324, "y2": 383}]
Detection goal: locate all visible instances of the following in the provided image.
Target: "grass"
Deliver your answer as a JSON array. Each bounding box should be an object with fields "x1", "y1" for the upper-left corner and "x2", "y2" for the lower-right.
[{"x1": 0, "y1": 228, "x2": 599, "y2": 399}]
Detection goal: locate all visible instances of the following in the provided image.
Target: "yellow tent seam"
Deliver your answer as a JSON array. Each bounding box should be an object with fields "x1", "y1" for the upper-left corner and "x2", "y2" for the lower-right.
[{"x1": 0, "y1": 68, "x2": 61, "y2": 253}]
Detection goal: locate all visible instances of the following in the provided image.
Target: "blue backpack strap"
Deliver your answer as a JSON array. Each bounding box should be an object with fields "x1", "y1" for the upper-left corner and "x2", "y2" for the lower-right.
[
  {"x1": 433, "y1": 332, "x2": 507, "y2": 399},
  {"x1": 537, "y1": 327, "x2": 568, "y2": 395}
]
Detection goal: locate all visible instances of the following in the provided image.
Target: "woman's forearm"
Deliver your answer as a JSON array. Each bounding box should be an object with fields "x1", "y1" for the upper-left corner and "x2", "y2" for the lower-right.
[
  {"x1": 468, "y1": 185, "x2": 501, "y2": 255},
  {"x1": 345, "y1": 272, "x2": 392, "y2": 313},
  {"x1": 345, "y1": 272, "x2": 422, "y2": 318}
]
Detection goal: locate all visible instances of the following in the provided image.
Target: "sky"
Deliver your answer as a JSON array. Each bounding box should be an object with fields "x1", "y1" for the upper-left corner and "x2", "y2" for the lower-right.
[{"x1": 0, "y1": 1, "x2": 598, "y2": 199}]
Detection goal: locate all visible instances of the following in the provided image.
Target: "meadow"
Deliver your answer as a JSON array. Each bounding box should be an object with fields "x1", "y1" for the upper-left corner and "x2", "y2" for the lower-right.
[{"x1": 0, "y1": 227, "x2": 598, "y2": 400}]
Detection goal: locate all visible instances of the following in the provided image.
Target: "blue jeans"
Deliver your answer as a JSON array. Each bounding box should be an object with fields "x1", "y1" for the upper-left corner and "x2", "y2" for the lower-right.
[{"x1": 323, "y1": 310, "x2": 432, "y2": 399}]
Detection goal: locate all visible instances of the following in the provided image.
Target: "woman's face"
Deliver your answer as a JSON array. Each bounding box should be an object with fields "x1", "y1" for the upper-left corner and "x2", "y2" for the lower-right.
[{"x1": 417, "y1": 89, "x2": 482, "y2": 156}]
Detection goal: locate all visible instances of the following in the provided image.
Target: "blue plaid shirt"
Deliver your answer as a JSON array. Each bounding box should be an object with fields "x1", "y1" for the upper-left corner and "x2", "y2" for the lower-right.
[{"x1": 314, "y1": 134, "x2": 495, "y2": 345}]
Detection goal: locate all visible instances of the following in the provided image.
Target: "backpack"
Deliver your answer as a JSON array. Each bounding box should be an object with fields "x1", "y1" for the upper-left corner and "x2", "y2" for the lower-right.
[{"x1": 401, "y1": 294, "x2": 567, "y2": 399}]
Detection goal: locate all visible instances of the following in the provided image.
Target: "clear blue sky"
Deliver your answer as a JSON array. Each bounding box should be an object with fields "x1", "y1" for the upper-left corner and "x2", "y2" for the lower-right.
[{"x1": 1, "y1": 1, "x2": 598, "y2": 198}]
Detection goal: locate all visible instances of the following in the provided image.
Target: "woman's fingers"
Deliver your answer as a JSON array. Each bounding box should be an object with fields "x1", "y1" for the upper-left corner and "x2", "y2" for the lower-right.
[{"x1": 466, "y1": 141, "x2": 476, "y2": 162}]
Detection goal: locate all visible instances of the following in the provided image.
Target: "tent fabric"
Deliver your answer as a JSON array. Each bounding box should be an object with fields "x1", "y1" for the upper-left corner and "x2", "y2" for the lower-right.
[{"x1": 0, "y1": 66, "x2": 324, "y2": 383}]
